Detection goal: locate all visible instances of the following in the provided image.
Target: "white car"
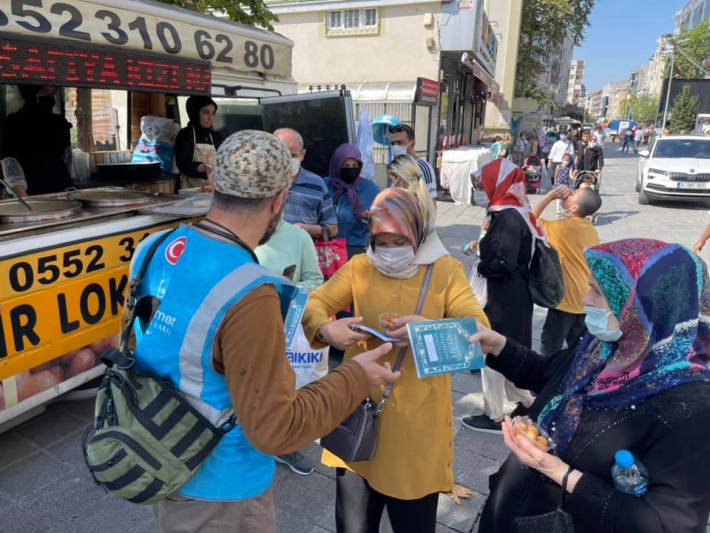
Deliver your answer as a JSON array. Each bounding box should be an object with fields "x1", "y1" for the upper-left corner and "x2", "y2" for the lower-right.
[{"x1": 637, "y1": 135, "x2": 710, "y2": 205}]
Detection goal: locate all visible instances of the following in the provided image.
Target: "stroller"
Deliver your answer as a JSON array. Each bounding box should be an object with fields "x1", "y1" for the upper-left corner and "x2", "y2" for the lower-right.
[
  {"x1": 574, "y1": 170, "x2": 602, "y2": 225},
  {"x1": 523, "y1": 155, "x2": 543, "y2": 194}
]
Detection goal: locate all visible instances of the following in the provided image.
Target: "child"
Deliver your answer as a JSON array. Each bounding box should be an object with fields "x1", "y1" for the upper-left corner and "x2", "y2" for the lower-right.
[
  {"x1": 533, "y1": 186, "x2": 602, "y2": 354},
  {"x1": 553, "y1": 153, "x2": 575, "y2": 215}
]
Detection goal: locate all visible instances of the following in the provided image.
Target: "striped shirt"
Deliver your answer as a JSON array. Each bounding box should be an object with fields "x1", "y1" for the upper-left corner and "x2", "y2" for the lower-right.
[
  {"x1": 417, "y1": 158, "x2": 438, "y2": 199},
  {"x1": 283, "y1": 167, "x2": 338, "y2": 227}
]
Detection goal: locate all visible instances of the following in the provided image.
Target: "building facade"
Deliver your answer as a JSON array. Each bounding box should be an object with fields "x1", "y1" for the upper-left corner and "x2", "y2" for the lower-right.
[
  {"x1": 675, "y1": 0, "x2": 710, "y2": 33},
  {"x1": 265, "y1": 0, "x2": 500, "y2": 161},
  {"x1": 567, "y1": 60, "x2": 585, "y2": 105},
  {"x1": 482, "y1": 0, "x2": 524, "y2": 136}
]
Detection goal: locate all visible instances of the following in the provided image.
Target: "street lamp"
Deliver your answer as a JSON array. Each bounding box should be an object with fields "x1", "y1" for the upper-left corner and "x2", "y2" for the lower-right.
[{"x1": 661, "y1": 37, "x2": 690, "y2": 134}]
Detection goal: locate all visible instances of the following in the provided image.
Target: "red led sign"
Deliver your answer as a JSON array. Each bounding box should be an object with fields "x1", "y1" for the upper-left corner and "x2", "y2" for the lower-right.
[{"x1": 0, "y1": 36, "x2": 211, "y2": 94}]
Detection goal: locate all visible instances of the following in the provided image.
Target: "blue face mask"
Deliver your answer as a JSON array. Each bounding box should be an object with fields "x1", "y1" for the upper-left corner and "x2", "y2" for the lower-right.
[{"x1": 584, "y1": 306, "x2": 622, "y2": 342}]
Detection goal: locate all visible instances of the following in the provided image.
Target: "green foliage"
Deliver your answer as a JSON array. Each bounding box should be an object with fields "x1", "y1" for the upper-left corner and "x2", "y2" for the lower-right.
[
  {"x1": 584, "y1": 112, "x2": 596, "y2": 123},
  {"x1": 668, "y1": 19, "x2": 710, "y2": 79},
  {"x1": 629, "y1": 94, "x2": 658, "y2": 125},
  {"x1": 670, "y1": 85, "x2": 699, "y2": 133},
  {"x1": 516, "y1": 0, "x2": 596, "y2": 105},
  {"x1": 157, "y1": 0, "x2": 278, "y2": 31}
]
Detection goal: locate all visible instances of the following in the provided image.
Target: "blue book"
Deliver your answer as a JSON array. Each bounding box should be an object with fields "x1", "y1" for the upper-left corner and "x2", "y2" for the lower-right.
[
  {"x1": 407, "y1": 318, "x2": 485, "y2": 378},
  {"x1": 284, "y1": 289, "x2": 309, "y2": 347}
]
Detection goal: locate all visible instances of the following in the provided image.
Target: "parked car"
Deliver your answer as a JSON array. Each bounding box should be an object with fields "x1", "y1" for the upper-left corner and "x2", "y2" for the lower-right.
[{"x1": 637, "y1": 135, "x2": 710, "y2": 205}]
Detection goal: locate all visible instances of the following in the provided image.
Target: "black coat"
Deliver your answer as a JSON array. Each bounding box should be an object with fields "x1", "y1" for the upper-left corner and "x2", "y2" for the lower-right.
[
  {"x1": 477, "y1": 209, "x2": 533, "y2": 348},
  {"x1": 2, "y1": 103, "x2": 72, "y2": 195},
  {"x1": 577, "y1": 145, "x2": 604, "y2": 172},
  {"x1": 479, "y1": 338, "x2": 710, "y2": 532}
]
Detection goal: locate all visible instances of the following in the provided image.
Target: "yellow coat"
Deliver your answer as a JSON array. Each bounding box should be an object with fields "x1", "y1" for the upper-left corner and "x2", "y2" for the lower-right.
[{"x1": 303, "y1": 254, "x2": 489, "y2": 500}]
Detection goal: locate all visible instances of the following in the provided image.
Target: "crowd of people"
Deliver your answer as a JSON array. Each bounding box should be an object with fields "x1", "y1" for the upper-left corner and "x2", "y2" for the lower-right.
[{"x1": 121, "y1": 119, "x2": 710, "y2": 533}]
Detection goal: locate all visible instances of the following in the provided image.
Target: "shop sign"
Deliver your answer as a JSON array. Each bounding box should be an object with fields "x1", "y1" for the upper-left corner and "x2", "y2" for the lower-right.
[
  {"x1": 415, "y1": 77, "x2": 440, "y2": 106},
  {"x1": 0, "y1": 221, "x2": 183, "y2": 380},
  {"x1": 474, "y1": 7, "x2": 497, "y2": 78},
  {"x1": 0, "y1": 0, "x2": 291, "y2": 78}
]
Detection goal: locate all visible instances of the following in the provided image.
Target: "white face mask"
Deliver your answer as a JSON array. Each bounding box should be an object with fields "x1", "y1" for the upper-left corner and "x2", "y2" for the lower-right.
[
  {"x1": 588, "y1": 142, "x2": 597, "y2": 148},
  {"x1": 391, "y1": 145, "x2": 409, "y2": 157},
  {"x1": 473, "y1": 189, "x2": 490, "y2": 208},
  {"x1": 367, "y1": 245, "x2": 418, "y2": 279},
  {"x1": 560, "y1": 135, "x2": 568, "y2": 141},
  {"x1": 290, "y1": 157, "x2": 301, "y2": 177}
]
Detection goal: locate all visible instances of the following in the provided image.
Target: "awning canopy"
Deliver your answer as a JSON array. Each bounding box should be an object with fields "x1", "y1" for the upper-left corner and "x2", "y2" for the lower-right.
[
  {"x1": 298, "y1": 82, "x2": 418, "y2": 102},
  {"x1": 460, "y1": 53, "x2": 500, "y2": 95}
]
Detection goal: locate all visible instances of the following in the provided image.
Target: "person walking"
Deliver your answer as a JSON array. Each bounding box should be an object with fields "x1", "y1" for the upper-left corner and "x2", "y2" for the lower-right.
[
  {"x1": 594, "y1": 126, "x2": 605, "y2": 147},
  {"x1": 622, "y1": 128, "x2": 633, "y2": 153},
  {"x1": 634, "y1": 126, "x2": 643, "y2": 153},
  {"x1": 274, "y1": 128, "x2": 339, "y2": 240},
  {"x1": 547, "y1": 133, "x2": 576, "y2": 183},
  {"x1": 532, "y1": 186, "x2": 602, "y2": 354},
  {"x1": 325, "y1": 144, "x2": 380, "y2": 259},
  {"x1": 304, "y1": 188, "x2": 489, "y2": 533},
  {"x1": 577, "y1": 135, "x2": 604, "y2": 174},
  {"x1": 461, "y1": 158, "x2": 538, "y2": 433},
  {"x1": 136, "y1": 130, "x2": 400, "y2": 533}
]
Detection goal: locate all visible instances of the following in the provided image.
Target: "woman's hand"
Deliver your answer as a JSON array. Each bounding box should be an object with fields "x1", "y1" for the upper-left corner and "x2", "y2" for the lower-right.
[
  {"x1": 468, "y1": 323, "x2": 506, "y2": 356},
  {"x1": 383, "y1": 315, "x2": 427, "y2": 347},
  {"x1": 318, "y1": 317, "x2": 371, "y2": 351},
  {"x1": 501, "y1": 416, "x2": 582, "y2": 492},
  {"x1": 694, "y1": 239, "x2": 706, "y2": 254}
]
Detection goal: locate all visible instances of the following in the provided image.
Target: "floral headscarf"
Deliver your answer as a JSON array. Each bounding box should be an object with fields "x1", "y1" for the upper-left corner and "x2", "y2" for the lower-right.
[
  {"x1": 367, "y1": 187, "x2": 430, "y2": 251},
  {"x1": 539, "y1": 239, "x2": 710, "y2": 458}
]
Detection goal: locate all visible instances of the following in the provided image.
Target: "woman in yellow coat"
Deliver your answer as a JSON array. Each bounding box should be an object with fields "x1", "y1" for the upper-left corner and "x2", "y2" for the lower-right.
[{"x1": 303, "y1": 188, "x2": 489, "y2": 533}]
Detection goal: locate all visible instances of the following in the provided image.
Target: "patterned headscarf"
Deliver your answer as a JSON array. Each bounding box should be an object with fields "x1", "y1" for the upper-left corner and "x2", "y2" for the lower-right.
[
  {"x1": 475, "y1": 158, "x2": 546, "y2": 243},
  {"x1": 367, "y1": 188, "x2": 429, "y2": 251},
  {"x1": 539, "y1": 239, "x2": 710, "y2": 458}
]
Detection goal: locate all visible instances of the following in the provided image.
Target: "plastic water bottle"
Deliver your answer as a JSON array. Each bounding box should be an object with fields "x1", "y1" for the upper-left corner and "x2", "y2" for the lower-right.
[{"x1": 612, "y1": 450, "x2": 648, "y2": 496}]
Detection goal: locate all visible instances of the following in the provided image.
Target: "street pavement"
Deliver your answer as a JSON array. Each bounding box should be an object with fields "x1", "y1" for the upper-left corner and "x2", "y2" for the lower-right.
[{"x1": 1, "y1": 146, "x2": 709, "y2": 533}]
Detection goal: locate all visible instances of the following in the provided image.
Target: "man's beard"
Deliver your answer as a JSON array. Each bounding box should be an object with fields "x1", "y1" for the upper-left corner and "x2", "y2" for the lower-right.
[{"x1": 259, "y1": 205, "x2": 285, "y2": 245}]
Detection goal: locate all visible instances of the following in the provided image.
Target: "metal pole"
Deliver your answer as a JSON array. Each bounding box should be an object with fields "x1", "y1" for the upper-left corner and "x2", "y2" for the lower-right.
[{"x1": 661, "y1": 47, "x2": 675, "y2": 134}]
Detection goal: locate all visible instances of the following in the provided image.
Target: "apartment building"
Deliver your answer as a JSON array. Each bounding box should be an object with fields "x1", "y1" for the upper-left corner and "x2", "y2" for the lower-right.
[
  {"x1": 567, "y1": 60, "x2": 585, "y2": 105},
  {"x1": 265, "y1": 0, "x2": 501, "y2": 160},
  {"x1": 675, "y1": 0, "x2": 709, "y2": 33}
]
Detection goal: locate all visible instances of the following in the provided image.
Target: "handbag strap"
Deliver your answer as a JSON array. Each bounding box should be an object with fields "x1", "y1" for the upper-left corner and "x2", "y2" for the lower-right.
[
  {"x1": 321, "y1": 224, "x2": 332, "y2": 242},
  {"x1": 376, "y1": 264, "x2": 434, "y2": 414}
]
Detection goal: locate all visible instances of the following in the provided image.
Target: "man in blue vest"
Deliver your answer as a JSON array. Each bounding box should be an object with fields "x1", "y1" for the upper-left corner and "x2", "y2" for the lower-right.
[{"x1": 131, "y1": 130, "x2": 399, "y2": 532}]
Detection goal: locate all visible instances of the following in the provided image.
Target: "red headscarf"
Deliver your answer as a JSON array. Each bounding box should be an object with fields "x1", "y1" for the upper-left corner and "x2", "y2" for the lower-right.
[{"x1": 476, "y1": 158, "x2": 546, "y2": 242}]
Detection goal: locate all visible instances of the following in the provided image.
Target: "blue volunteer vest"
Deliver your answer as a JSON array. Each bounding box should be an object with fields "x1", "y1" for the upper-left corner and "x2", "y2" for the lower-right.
[{"x1": 130, "y1": 225, "x2": 296, "y2": 501}]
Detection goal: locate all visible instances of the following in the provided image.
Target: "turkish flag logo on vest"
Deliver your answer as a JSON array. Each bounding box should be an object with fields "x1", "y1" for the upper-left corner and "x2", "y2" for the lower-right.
[{"x1": 165, "y1": 236, "x2": 187, "y2": 265}]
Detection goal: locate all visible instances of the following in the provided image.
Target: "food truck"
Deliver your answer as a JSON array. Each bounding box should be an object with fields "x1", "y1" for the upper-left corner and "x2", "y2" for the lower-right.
[{"x1": 0, "y1": 0, "x2": 356, "y2": 429}]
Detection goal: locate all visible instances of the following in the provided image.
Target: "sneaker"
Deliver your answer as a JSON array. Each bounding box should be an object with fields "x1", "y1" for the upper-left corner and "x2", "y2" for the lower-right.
[
  {"x1": 461, "y1": 414, "x2": 502, "y2": 434},
  {"x1": 275, "y1": 450, "x2": 315, "y2": 476},
  {"x1": 510, "y1": 402, "x2": 531, "y2": 419}
]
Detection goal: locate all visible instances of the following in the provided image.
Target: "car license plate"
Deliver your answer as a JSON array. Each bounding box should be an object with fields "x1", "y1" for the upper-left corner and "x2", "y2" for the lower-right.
[{"x1": 677, "y1": 182, "x2": 707, "y2": 189}]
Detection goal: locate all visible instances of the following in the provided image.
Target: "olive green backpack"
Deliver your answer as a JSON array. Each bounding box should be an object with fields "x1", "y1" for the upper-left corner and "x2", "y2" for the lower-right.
[{"x1": 82, "y1": 230, "x2": 235, "y2": 505}]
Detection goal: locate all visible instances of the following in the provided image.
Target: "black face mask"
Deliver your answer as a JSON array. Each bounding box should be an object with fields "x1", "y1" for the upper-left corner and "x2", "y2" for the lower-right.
[
  {"x1": 37, "y1": 95, "x2": 56, "y2": 110},
  {"x1": 340, "y1": 167, "x2": 361, "y2": 184}
]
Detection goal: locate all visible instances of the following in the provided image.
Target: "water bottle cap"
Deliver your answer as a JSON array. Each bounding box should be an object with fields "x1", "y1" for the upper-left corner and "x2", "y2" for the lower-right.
[{"x1": 615, "y1": 450, "x2": 635, "y2": 469}]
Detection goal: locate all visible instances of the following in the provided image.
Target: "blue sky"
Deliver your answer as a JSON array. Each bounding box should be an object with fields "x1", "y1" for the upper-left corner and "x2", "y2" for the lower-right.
[{"x1": 576, "y1": 0, "x2": 689, "y2": 92}]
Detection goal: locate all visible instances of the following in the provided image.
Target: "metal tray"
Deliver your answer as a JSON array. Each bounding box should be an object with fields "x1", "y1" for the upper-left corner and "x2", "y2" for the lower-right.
[
  {"x1": 0, "y1": 199, "x2": 83, "y2": 223},
  {"x1": 67, "y1": 188, "x2": 158, "y2": 207}
]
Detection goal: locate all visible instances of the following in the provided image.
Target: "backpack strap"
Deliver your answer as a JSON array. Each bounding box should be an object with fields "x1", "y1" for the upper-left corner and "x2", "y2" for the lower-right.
[{"x1": 118, "y1": 229, "x2": 176, "y2": 359}]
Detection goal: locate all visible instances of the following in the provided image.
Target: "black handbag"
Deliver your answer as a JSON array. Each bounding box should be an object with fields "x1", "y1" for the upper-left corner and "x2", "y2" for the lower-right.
[
  {"x1": 513, "y1": 468, "x2": 575, "y2": 533},
  {"x1": 320, "y1": 265, "x2": 434, "y2": 463}
]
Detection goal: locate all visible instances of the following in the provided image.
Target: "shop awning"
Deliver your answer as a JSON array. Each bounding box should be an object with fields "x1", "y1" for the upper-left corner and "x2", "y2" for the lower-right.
[{"x1": 461, "y1": 53, "x2": 500, "y2": 95}]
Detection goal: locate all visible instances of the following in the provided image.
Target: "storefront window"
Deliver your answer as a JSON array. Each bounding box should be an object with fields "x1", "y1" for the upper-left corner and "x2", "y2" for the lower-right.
[{"x1": 62, "y1": 88, "x2": 129, "y2": 152}]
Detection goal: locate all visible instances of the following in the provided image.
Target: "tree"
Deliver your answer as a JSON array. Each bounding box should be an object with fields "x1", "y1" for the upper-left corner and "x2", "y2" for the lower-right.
[
  {"x1": 158, "y1": 0, "x2": 278, "y2": 31},
  {"x1": 630, "y1": 94, "x2": 658, "y2": 125},
  {"x1": 670, "y1": 85, "x2": 699, "y2": 133},
  {"x1": 669, "y1": 19, "x2": 710, "y2": 79},
  {"x1": 515, "y1": 0, "x2": 596, "y2": 105}
]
